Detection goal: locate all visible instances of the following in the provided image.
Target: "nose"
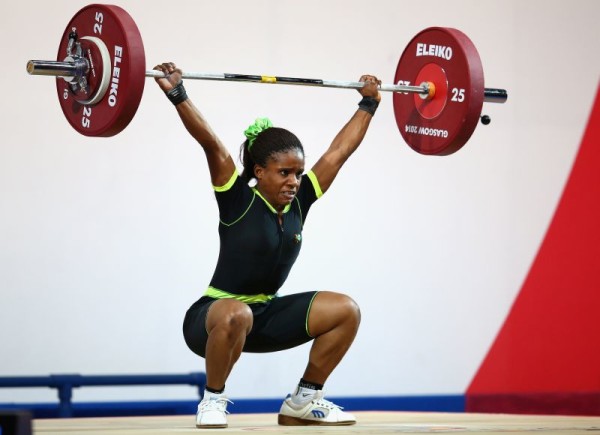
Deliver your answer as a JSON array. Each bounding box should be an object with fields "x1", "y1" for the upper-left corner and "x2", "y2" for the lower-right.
[{"x1": 286, "y1": 173, "x2": 300, "y2": 187}]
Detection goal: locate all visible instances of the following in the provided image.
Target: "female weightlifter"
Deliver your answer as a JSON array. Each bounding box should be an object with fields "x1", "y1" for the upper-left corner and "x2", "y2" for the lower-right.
[{"x1": 154, "y1": 61, "x2": 380, "y2": 428}]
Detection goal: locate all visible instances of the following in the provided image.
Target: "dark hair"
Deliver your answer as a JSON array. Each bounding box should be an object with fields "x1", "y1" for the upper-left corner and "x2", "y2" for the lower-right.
[{"x1": 239, "y1": 127, "x2": 305, "y2": 182}]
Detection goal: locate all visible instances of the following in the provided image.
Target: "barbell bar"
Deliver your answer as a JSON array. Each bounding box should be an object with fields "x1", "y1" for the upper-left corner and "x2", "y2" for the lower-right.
[
  {"x1": 28, "y1": 59, "x2": 508, "y2": 103},
  {"x1": 26, "y1": 4, "x2": 508, "y2": 155}
]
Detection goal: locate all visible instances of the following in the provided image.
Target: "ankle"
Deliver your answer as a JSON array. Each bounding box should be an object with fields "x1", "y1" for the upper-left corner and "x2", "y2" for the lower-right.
[
  {"x1": 206, "y1": 385, "x2": 225, "y2": 394},
  {"x1": 289, "y1": 379, "x2": 323, "y2": 406},
  {"x1": 203, "y1": 388, "x2": 226, "y2": 401}
]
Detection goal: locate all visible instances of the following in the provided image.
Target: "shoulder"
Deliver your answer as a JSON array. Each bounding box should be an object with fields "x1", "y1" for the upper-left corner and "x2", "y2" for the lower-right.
[
  {"x1": 293, "y1": 170, "x2": 322, "y2": 218},
  {"x1": 213, "y1": 169, "x2": 240, "y2": 193},
  {"x1": 214, "y1": 170, "x2": 256, "y2": 224},
  {"x1": 300, "y1": 170, "x2": 324, "y2": 199}
]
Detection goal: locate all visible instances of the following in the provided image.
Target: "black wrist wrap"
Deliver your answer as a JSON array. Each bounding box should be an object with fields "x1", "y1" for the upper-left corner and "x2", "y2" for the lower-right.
[
  {"x1": 358, "y1": 96, "x2": 379, "y2": 116},
  {"x1": 166, "y1": 81, "x2": 189, "y2": 106}
]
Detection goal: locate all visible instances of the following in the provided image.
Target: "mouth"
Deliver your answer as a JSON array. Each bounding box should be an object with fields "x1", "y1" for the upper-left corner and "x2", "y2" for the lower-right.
[{"x1": 281, "y1": 191, "x2": 296, "y2": 201}]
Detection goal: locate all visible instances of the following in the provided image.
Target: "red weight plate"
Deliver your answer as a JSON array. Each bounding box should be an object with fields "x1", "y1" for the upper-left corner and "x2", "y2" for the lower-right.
[
  {"x1": 56, "y1": 4, "x2": 146, "y2": 137},
  {"x1": 393, "y1": 27, "x2": 484, "y2": 155}
]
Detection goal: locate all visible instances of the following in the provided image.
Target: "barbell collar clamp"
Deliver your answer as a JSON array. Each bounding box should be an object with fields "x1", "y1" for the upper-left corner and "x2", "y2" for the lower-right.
[{"x1": 27, "y1": 59, "x2": 88, "y2": 79}]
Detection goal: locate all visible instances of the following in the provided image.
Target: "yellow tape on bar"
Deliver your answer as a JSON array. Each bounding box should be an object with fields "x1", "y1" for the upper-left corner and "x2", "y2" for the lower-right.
[{"x1": 261, "y1": 76, "x2": 277, "y2": 83}]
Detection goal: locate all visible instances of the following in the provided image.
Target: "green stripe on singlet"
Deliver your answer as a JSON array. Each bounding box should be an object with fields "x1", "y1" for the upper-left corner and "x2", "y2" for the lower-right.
[
  {"x1": 252, "y1": 188, "x2": 292, "y2": 214},
  {"x1": 305, "y1": 291, "x2": 320, "y2": 338},
  {"x1": 306, "y1": 170, "x2": 323, "y2": 199},
  {"x1": 213, "y1": 170, "x2": 238, "y2": 192},
  {"x1": 204, "y1": 287, "x2": 277, "y2": 303}
]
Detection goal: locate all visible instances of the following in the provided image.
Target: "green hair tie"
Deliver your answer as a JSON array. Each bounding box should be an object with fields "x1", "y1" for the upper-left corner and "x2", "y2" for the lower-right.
[{"x1": 244, "y1": 117, "x2": 273, "y2": 149}]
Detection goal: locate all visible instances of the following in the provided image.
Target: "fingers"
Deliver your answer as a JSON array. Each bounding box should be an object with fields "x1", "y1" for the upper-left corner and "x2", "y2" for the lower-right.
[
  {"x1": 153, "y1": 62, "x2": 182, "y2": 80},
  {"x1": 359, "y1": 74, "x2": 381, "y2": 101},
  {"x1": 359, "y1": 74, "x2": 381, "y2": 86}
]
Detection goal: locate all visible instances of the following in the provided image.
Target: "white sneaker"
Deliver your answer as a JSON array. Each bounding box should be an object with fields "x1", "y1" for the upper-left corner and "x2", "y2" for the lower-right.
[
  {"x1": 278, "y1": 390, "x2": 356, "y2": 426},
  {"x1": 195, "y1": 393, "x2": 232, "y2": 429}
]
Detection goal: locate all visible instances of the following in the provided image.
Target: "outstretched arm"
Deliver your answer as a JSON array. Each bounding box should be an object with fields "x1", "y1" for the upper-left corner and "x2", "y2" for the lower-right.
[
  {"x1": 154, "y1": 62, "x2": 236, "y2": 187},
  {"x1": 311, "y1": 75, "x2": 381, "y2": 194}
]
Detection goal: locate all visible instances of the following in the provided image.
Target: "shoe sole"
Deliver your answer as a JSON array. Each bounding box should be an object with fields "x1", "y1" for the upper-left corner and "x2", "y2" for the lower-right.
[
  {"x1": 196, "y1": 423, "x2": 228, "y2": 429},
  {"x1": 278, "y1": 414, "x2": 356, "y2": 426}
]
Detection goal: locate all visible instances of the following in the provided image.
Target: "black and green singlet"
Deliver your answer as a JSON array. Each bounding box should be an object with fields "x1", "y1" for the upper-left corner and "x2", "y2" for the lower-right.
[{"x1": 204, "y1": 170, "x2": 323, "y2": 303}]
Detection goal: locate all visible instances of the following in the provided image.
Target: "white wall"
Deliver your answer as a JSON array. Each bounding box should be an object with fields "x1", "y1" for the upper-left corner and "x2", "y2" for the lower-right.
[{"x1": 1, "y1": 0, "x2": 599, "y2": 403}]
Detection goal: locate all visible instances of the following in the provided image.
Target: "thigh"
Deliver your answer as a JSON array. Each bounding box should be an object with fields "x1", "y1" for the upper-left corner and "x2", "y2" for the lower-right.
[
  {"x1": 244, "y1": 291, "x2": 319, "y2": 353},
  {"x1": 306, "y1": 291, "x2": 361, "y2": 337},
  {"x1": 182, "y1": 296, "x2": 216, "y2": 358}
]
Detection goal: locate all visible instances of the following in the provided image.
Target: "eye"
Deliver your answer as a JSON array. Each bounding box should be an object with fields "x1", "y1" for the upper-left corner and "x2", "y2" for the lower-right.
[{"x1": 280, "y1": 170, "x2": 289, "y2": 177}]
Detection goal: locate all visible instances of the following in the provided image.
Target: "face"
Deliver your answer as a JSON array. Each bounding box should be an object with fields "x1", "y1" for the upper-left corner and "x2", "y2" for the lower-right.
[{"x1": 254, "y1": 149, "x2": 305, "y2": 212}]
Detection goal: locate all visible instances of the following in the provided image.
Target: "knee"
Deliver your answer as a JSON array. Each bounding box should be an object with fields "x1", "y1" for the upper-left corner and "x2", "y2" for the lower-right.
[
  {"x1": 208, "y1": 301, "x2": 253, "y2": 337},
  {"x1": 340, "y1": 295, "x2": 361, "y2": 327},
  {"x1": 314, "y1": 291, "x2": 361, "y2": 329},
  {"x1": 225, "y1": 307, "x2": 254, "y2": 333}
]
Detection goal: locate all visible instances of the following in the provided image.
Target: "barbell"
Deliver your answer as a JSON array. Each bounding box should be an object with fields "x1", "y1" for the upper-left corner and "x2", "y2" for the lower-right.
[{"x1": 26, "y1": 4, "x2": 508, "y2": 156}]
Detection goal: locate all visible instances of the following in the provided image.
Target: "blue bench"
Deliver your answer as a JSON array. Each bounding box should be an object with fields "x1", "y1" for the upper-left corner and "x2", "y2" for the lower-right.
[{"x1": 0, "y1": 372, "x2": 206, "y2": 418}]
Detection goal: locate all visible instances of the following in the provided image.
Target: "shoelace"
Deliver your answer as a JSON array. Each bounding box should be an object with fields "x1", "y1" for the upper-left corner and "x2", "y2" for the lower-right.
[
  {"x1": 312, "y1": 397, "x2": 343, "y2": 410},
  {"x1": 198, "y1": 397, "x2": 234, "y2": 414}
]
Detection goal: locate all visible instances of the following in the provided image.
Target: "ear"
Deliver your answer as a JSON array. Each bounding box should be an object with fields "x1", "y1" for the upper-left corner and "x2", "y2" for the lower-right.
[{"x1": 253, "y1": 164, "x2": 264, "y2": 180}]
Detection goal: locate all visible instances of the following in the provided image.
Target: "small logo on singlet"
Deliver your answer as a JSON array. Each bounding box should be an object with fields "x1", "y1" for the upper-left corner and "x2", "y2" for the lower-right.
[{"x1": 294, "y1": 234, "x2": 302, "y2": 244}]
